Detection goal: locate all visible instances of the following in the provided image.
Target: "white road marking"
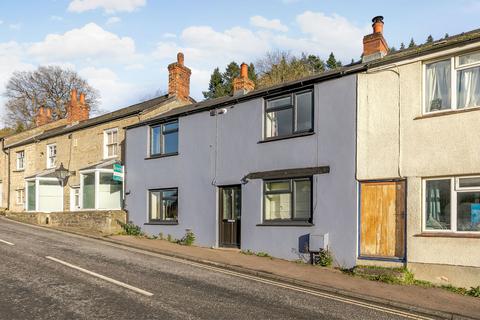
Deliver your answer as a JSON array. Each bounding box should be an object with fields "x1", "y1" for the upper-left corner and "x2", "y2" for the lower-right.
[
  {"x1": 0, "y1": 218, "x2": 434, "y2": 319},
  {"x1": 45, "y1": 256, "x2": 153, "y2": 297},
  {"x1": 152, "y1": 256, "x2": 435, "y2": 320},
  {"x1": 0, "y1": 239, "x2": 14, "y2": 246}
]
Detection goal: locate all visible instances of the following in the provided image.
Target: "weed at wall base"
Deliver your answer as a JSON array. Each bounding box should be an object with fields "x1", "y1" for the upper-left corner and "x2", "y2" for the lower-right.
[{"x1": 117, "y1": 220, "x2": 143, "y2": 236}]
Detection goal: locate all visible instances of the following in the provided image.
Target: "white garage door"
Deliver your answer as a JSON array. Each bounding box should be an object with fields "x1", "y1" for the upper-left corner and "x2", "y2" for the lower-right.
[{"x1": 38, "y1": 179, "x2": 63, "y2": 212}]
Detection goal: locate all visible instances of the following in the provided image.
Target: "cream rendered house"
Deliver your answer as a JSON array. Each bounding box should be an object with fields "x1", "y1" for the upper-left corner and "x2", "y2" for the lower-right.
[{"x1": 358, "y1": 18, "x2": 480, "y2": 287}]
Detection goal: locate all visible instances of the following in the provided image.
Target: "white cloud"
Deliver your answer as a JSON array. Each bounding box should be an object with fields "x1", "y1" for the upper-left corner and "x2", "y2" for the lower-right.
[
  {"x1": 293, "y1": 11, "x2": 369, "y2": 60},
  {"x1": 106, "y1": 16, "x2": 121, "y2": 25},
  {"x1": 68, "y1": 0, "x2": 146, "y2": 14},
  {"x1": 79, "y1": 66, "x2": 141, "y2": 110},
  {"x1": 250, "y1": 15, "x2": 288, "y2": 32},
  {"x1": 9, "y1": 23, "x2": 21, "y2": 30},
  {"x1": 27, "y1": 23, "x2": 137, "y2": 63},
  {"x1": 162, "y1": 32, "x2": 177, "y2": 39},
  {"x1": 50, "y1": 15, "x2": 64, "y2": 21}
]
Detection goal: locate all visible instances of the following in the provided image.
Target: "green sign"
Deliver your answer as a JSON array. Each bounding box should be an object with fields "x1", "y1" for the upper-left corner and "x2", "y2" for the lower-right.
[{"x1": 113, "y1": 163, "x2": 123, "y2": 182}]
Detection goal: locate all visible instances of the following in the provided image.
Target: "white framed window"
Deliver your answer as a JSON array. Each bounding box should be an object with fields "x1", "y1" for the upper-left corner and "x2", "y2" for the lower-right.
[
  {"x1": 423, "y1": 176, "x2": 480, "y2": 233},
  {"x1": 70, "y1": 187, "x2": 80, "y2": 211},
  {"x1": 104, "y1": 128, "x2": 119, "y2": 159},
  {"x1": 80, "y1": 169, "x2": 122, "y2": 210},
  {"x1": 46, "y1": 144, "x2": 57, "y2": 169},
  {"x1": 424, "y1": 50, "x2": 480, "y2": 113},
  {"x1": 16, "y1": 150, "x2": 25, "y2": 170},
  {"x1": 16, "y1": 189, "x2": 25, "y2": 205}
]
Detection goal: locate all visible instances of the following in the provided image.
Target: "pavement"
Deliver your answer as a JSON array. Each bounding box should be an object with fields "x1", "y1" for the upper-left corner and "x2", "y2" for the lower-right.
[{"x1": 0, "y1": 217, "x2": 478, "y2": 320}]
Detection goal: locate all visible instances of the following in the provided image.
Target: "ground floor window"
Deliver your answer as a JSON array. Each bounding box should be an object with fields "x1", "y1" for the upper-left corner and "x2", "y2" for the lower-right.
[
  {"x1": 425, "y1": 176, "x2": 480, "y2": 232},
  {"x1": 16, "y1": 189, "x2": 25, "y2": 205},
  {"x1": 80, "y1": 170, "x2": 122, "y2": 210},
  {"x1": 70, "y1": 187, "x2": 80, "y2": 211},
  {"x1": 263, "y1": 177, "x2": 312, "y2": 222},
  {"x1": 25, "y1": 178, "x2": 63, "y2": 212},
  {"x1": 149, "y1": 188, "x2": 178, "y2": 223}
]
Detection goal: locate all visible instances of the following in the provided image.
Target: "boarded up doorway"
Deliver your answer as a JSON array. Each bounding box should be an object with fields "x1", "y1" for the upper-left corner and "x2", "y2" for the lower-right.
[{"x1": 360, "y1": 180, "x2": 405, "y2": 259}]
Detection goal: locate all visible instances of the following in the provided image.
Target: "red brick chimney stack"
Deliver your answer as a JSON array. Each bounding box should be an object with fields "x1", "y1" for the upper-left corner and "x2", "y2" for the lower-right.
[
  {"x1": 233, "y1": 63, "x2": 255, "y2": 96},
  {"x1": 67, "y1": 89, "x2": 89, "y2": 124},
  {"x1": 362, "y1": 16, "x2": 388, "y2": 62},
  {"x1": 168, "y1": 52, "x2": 191, "y2": 102},
  {"x1": 35, "y1": 105, "x2": 53, "y2": 127}
]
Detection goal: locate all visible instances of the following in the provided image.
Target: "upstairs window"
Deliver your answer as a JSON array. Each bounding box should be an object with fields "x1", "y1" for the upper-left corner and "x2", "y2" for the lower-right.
[
  {"x1": 46, "y1": 144, "x2": 57, "y2": 169},
  {"x1": 104, "y1": 128, "x2": 119, "y2": 158},
  {"x1": 150, "y1": 121, "x2": 179, "y2": 156},
  {"x1": 264, "y1": 90, "x2": 313, "y2": 139},
  {"x1": 16, "y1": 151, "x2": 25, "y2": 170},
  {"x1": 424, "y1": 51, "x2": 480, "y2": 113}
]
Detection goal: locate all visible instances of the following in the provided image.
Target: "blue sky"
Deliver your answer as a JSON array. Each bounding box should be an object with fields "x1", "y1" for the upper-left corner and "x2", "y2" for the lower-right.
[{"x1": 0, "y1": 0, "x2": 479, "y2": 120}]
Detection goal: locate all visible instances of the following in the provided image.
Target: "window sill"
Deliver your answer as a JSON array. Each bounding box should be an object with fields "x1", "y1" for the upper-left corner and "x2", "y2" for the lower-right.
[
  {"x1": 258, "y1": 131, "x2": 314, "y2": 144},
  {"x1": 257, "y1": 221, "x2": 314, "y2": 227},
  {"x1": 414, "y1": 106, "x2": 480, "y2": 120},
  {"x1": 145, "y1": 152, "x2": 179, "y2": 160},
  {"x1": 414, "y1": 232, "x2": 480, "y2": 239},
  {"x1": 13, "y1": 169, "x2": 25, "y2": 172},
  {"x1": 145, "y1": 221, "x2": 179, "y2": 225}
]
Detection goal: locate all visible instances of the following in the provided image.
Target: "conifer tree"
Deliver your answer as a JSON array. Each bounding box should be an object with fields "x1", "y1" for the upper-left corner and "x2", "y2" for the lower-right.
[
  {"x1": 326, "y1": 52, "x2": 342, "y2": 70},
  {"x1": 408, "y1": 38, "x2": 416, "y2": 48},
  {"x1": 426, "y1": 35, "x2": 434, "y2": 43}
]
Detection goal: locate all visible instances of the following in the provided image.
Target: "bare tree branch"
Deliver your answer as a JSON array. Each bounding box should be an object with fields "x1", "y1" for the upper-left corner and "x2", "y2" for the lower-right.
[{"x1": 3, "y1": 66, "x2": 100, "y2": 130}]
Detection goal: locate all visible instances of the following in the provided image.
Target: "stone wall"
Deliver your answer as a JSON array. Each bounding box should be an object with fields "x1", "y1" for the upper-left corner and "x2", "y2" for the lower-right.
[{"x1": 6, "y1": 210, "x2": 126, "y2": 234}]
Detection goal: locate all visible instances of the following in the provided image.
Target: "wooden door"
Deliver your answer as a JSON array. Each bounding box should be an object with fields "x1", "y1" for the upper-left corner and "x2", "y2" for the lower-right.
[
  {"x1": 360, "y1": 181, "x2": 405, "y2": 259},
  {"x1": 219, "y1": 186, "x2": 241, "y2": 248}
]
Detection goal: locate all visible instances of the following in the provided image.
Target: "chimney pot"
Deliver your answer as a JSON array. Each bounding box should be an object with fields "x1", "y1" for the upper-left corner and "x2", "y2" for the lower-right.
[
  {"x1": 240, "y1": 63, "x2": 248, "y2": 78},
  {"x1": 177, "y1": 52, "x2": 184, "y2": 66},
  {"x1": 372, "y1": 16, "x2": 384, "y2": 34},
  {"x1": 79, "y1": 92, "x2": 85, "y2": 105}
]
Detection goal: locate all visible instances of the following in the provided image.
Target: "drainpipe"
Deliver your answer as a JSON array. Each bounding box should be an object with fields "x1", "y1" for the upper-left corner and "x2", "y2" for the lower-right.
[{"x1": 5, "y1": 143, "x2": 10, "y2": 211}]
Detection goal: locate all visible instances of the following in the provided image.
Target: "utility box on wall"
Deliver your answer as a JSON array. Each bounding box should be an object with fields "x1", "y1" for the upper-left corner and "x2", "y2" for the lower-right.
[{"x1": 309, "y1": 233, "x2": 329, "y2": 252}]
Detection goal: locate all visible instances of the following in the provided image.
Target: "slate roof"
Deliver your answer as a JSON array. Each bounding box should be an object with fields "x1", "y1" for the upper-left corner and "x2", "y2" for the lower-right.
[
  {"x1": 126, "y1": 63, "x2": 368, "y2": 129},
  {"x1": 5, "y1": 94, "x2": 174, "y2": 149}
]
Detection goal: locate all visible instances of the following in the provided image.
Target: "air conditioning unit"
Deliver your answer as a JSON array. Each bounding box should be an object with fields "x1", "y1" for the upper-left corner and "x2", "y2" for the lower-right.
[{"x1": 309, "y1": 233, "x2": 329, "y2": 252}]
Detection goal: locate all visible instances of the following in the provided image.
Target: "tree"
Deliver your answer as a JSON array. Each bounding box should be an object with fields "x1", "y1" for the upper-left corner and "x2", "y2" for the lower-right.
[
  {"x1": 444, "y1": 33, "x2": 449, "y2": 39},
  {"x1": 400, "y1": 42, "x2": 405, "y2": 50},
  {"x1": 326, "y1": 52, "x2": 342, "y2": 70},
  {"x1": 408, "y1": 38, "x2": 416, "y2": 48},
  {"x1": 255, "y1": 51, "x2": 309, "y2": 88},
  {"x1": 389, "y1": 46, "x2": 397, "y2": 53},
  {"x1": 202, "y1": 62, "x2": 257, "y2": 99},
  {"x1": 3, "y1": 66, "x2": 100, "y2": 130},
  {"x1": 301, "y1": 53, "x2": 325, "y2": 74},
  {"x1": 426, "y1": 35, "x2": 434, "y2": 43},
  {"x1": 202, "y1": 68, "x2": 227, "y2": 99}
]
